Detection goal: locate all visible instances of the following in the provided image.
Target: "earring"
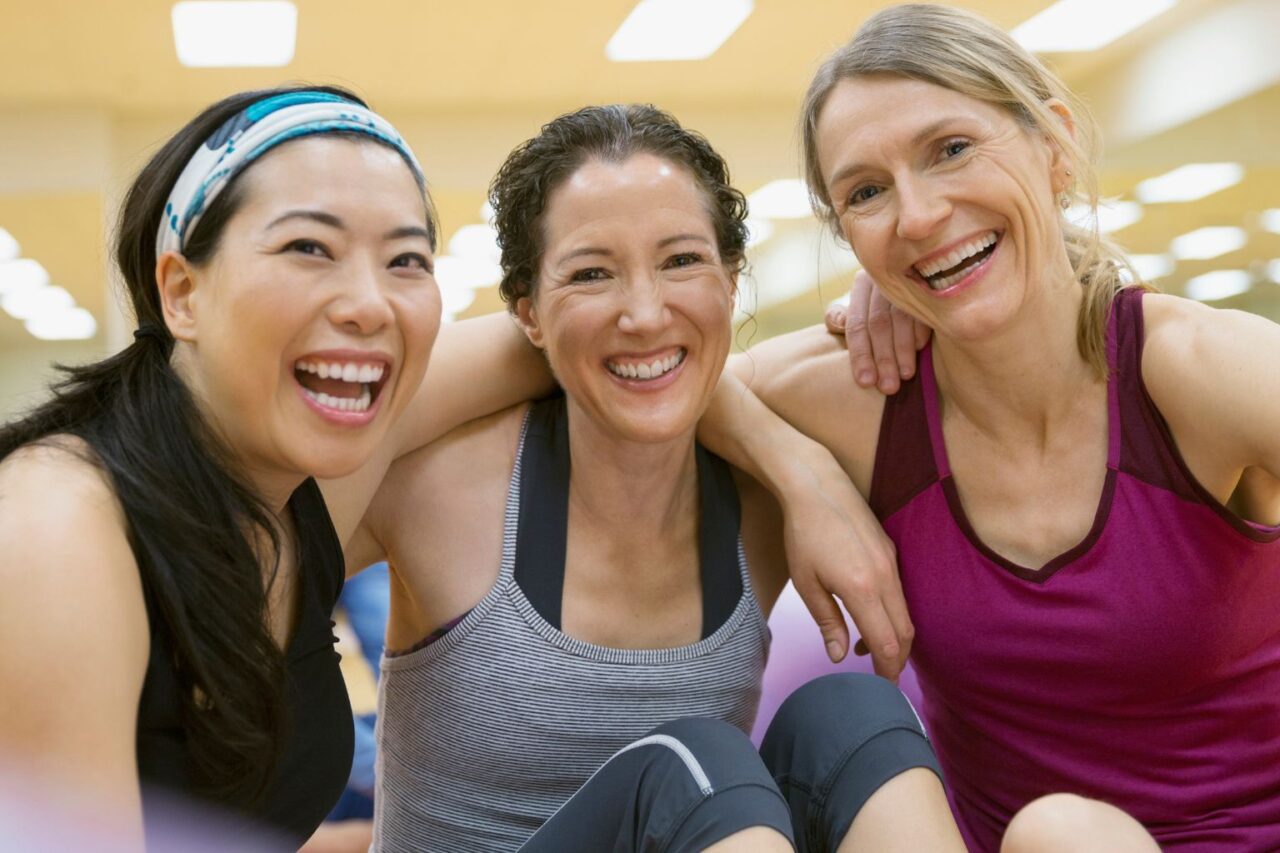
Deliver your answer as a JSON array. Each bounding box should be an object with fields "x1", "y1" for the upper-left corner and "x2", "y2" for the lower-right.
[{"x1": 1060, "y1": 193, "x2": 1071, "y2": 210}]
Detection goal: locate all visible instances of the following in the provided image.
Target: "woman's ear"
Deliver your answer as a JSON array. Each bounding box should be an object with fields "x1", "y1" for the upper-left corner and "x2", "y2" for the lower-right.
[
  {"x1": 1043, "y1": 98, "x2": 1077, "y2": 194},
  {"x1": 155, "y1": 251, "x2": 201, "y2": 343},
  {"x1": 514, "y1": 294, "x2": 545, "y2": 349}
]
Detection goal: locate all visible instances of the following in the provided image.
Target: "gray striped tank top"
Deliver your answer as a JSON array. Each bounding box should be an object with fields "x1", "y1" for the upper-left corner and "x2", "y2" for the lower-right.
[{"x1": 373, "y1": 398, "x2": 771, "y2": 852}]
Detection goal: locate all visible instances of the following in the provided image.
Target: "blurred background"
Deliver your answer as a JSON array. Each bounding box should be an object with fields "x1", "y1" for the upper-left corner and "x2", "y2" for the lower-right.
[{"x1": 1, "y1": 0, "x2": 1278, "y2": 421}]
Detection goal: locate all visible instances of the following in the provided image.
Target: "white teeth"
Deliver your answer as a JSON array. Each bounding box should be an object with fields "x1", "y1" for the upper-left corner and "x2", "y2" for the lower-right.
[
  {"x1": 916, "y1": 232, "x2": 998, "y2": 279},
  {"x1": 295, "y1": 360, "x2": 386, "y2": 384},
  {"x1": 302, "y1": 386, "x2": 373, "y2": 414},
  {"x1": 606, "y1": 349, "x2": 686, "y2": 381}
]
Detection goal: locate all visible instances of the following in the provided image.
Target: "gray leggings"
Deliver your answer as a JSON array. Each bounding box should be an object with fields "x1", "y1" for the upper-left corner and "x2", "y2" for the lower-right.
[{"x1": 520, "y1": 673, "x2": 942, "y2": 853}]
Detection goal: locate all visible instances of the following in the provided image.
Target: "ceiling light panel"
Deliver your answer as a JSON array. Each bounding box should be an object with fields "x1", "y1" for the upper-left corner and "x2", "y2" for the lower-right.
[
  {"x1": 747, "y1": 180, "x2": 812, "y2": 220},
  {"x1": 2, "y1": 285, "x2": 74, "y2": 321},
  {"x1": 607, "y1": 0, "x2": 753, "y2": 62},
  {"x1": 1125, "y1": 254, "x2": 1174, "y2": 281},
  {"x1": 1261, "y1": 210, "x2": 1280, "y2": 234},
  {"x1": 26, "y1": 307, "x2": 97, "y2": 341},
  {"x1": 0, "y1": 258, "x2": 48, "y2": 296},
  {"x1": 1067, "y1": 200, "x2": 1143, "y2": 234},
  {"x1": 1135, "y1": 163, "x2": 1244, "y2": 204},
  {"x1": 1184, "y1": 270, "x2": 1251, "y2": 302},
  {"x1": 1012, "y1": 0, "x2": 1176, "y2": 53},
  {"x1": 1170, "y1": 227, "x2": 1247, "y2": 261},
  {"x1": 172, "y1": 1, "x2": 297, "y2": 68}
]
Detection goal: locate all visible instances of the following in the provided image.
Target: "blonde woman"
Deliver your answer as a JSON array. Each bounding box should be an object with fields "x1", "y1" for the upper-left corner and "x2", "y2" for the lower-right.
[{"x1": 736, "y1": 4, "x2": 1280, "y2": 850}]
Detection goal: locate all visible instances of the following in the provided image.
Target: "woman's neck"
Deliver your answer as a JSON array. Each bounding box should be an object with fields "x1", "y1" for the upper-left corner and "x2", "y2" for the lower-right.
[
  {"x1": 563, "y1": 399, "x2": 700, "y2": 548},
  {"x1": 932, "y1": 272, "x2": 1101, "y2": 446}
]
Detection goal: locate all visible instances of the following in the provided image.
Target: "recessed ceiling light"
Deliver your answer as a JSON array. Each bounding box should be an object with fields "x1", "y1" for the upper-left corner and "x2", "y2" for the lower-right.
[
  {"x1": 26, "y1": 307, "x2": 97, "y2": 341},
  {"x1": 1068, "y1": 200, "x2": 1143, "y2": 234},
  {"x1": 1267, "y1": 260, "x2": 1280, "y2": 283},
  {"x1": 1261, "y1": 210, "x2": 1280, "y2": 234},
  {"x1": 172, "y1": 1, "x2": 297, "y2": 68},
  {"x1": 1184, "y1": 270, "x2": 1251, "y2": 302},
  {"x1": 1012, "y1": 0, "x2": 1176, "y2": 53},
  {"x1": 0, "y1": 228, "x2": 18, "y2": 261},
  {"x1": 1169, "y1": 226, "x2": 1247, "y2": 261},
  {"x1": 747, "y1": 180, "x2": 811, "y2": 220},
  {"x1": 448, "y1": 224, "x2": 501, "y2": 262},
  {"x1": 1135, "y1": 163, "x2": 1244, "y2": 204},
  {"x1": 0, "y1": 258, "x2": 48, "y2": 296},
  {"x1": 746, "y1": 218, "x2": 774, "y2": 248},
  {"x1": 607, "y1": 0, "x2": 753, "y2": 62},
  {"x1": 1125, "y1": 254, "x2": 1174, "y2": 281},
  {"x1": 434, "y1": 255, "x2": 501, "y2": 291},
  {"x1": 2, "y1": 285, "x2": 74, "y2": 321}
]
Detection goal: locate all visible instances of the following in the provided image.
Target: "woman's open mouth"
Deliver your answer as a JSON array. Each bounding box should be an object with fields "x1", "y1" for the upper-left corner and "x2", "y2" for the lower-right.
[
  {"x1": 293, "y1": 356, "x2": 391, "y2": 416},
  {"x1": 914, "y1": 231, "x2": 1000, "y2": 292}
]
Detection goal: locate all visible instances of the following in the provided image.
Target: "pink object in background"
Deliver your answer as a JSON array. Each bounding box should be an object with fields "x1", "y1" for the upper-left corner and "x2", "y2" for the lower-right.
[{"x1": 752, "y1": 582, "x2": 922, "y2": 745}]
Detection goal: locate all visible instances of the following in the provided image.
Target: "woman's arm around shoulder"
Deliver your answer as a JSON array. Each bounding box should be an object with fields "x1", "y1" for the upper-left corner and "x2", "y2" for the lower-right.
[
  {"x1": 1141, "y1": 293, "x2": 1280, "y2": 506},
  {"x1": 733, "y1": 323, "x2": 886, "y2": 493},
  {"x1": 702, "y1": 356, "x2": 910, "y2": 679},
  {"x1": 0, "y1": 440, "x2": 149, "y2": 847},
  {"x1": 322, "y1": 313, "x2": 553, "y2": 547}
]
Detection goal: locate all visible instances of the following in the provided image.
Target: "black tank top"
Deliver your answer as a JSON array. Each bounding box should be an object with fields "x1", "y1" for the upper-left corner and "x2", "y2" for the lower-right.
[{"x1": 135, "y1": 477, "x2": 353, "y2": 847}]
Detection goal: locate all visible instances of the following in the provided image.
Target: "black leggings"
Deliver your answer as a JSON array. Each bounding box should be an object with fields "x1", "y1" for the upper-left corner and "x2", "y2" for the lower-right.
[{"x1": 521, "y1": 673, "x2": 943, "y2": 853}]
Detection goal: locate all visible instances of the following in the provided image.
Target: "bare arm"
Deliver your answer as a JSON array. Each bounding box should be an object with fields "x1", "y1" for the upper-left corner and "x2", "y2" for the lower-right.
[
  {"x1": 0, "y1": 445, "x2": 149, "y2": 848},
  {"x1": 700, "y1": 342, "x2": 912, "y2": 679},
  {"x1": 1143, "y1": 295, "x2": 1280, "y2": 513},
  {"x1": 322, "y1": 312, "x2": 553, "y2": 555}
]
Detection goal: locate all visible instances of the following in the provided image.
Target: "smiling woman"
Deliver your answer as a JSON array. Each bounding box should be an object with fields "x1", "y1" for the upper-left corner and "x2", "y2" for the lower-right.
[
  {"x1": 0, "y1": 85, "x2": 442, "y2": 847},
  {"x1": 354, "y1": 103, "x2": 964, "y2": 853},
  {"x1": 738, "y1": 4, "x2": 1280, "y2": 851}
]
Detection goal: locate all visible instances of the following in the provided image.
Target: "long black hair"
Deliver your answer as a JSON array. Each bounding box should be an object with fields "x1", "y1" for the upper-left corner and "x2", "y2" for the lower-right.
[{"x1": 0, "y1": 85, "x2": 433, "y2": 806}]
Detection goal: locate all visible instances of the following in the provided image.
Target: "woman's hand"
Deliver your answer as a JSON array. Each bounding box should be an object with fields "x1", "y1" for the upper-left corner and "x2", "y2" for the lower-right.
[
  {"x1": 700, "y1": 371, "x2": 913, "y2": 680},
  {"x1": 778, "y1": 446, "x2": 914, "y2": 680},
  {"x1": 825, "y1": 270, "x2": 931, "y2": 395}
]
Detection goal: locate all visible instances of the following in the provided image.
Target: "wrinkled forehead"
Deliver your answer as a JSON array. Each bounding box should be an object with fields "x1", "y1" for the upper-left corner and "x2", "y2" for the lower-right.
[{"x1": 815, "y1": 75, "x2": 1013, "y2": 176}]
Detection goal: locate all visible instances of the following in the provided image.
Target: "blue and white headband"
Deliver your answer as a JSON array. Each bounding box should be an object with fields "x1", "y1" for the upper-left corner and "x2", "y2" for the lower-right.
[{"x1": 156, "y1": 91, "x2": 423, "y2": 259}]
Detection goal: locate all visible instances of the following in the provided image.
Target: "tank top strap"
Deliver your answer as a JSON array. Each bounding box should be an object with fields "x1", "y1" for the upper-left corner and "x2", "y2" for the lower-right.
[
  {"x1": 498, "y1": 405, "x2": 536, "y2": 585},
  {"x1": 510, "y1": 394, "x2": 744, "y2": 640},
  {"x1": 512, "y1": 397, "x2": 570, "y2": 623}
]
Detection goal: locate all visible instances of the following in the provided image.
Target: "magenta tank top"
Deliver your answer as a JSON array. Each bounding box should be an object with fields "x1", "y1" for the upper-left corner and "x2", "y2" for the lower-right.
[{"x1": 869, "y1": 288, "x2": 1280, "y2": 851}]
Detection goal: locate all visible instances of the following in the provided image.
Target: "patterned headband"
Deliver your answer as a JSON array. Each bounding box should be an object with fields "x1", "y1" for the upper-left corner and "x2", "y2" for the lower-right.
[{"x1": 156, "y1": 91, "x2": 423, "y2": 259}]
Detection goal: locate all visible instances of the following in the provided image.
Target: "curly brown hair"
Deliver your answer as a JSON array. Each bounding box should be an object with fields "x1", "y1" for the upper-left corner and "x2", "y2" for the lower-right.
[{"x1": 490, "y1": 103, "x2": 748, "y2": 310}]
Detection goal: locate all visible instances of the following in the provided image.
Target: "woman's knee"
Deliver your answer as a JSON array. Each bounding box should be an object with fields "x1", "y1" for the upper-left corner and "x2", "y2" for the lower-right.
[
  {"x1": 766, "y1": 673, "x2": 921, "y2": 739},
  {"x1": 759, "y1": 674, "x2": 942, "y2": 852},
  {"x1": 1001, "y1": 794, "x2": 1159, "y2": 853}
]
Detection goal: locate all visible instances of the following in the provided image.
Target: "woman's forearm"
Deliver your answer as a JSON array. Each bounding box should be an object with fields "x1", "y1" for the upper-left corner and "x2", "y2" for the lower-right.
[{"x1": 393, "y1": 312, "x2": 556, "y2": 458}]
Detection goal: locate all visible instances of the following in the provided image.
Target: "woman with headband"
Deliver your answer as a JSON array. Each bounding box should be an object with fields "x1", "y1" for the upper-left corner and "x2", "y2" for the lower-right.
[
  {"x1": 737, "y1": 4, "x2": 1280, "y2": 850},
  {"x1": 0, "y1": 86, "x2": 904, "y2": 848},
  {"x1": 0, "y1": 85, "x2": 535, "y2": 847}
]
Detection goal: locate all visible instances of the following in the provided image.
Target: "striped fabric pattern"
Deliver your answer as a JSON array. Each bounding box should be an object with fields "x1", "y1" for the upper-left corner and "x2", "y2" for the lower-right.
[{"x1": 372, "y1": 416, "x2": 771, "y2": 852}]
